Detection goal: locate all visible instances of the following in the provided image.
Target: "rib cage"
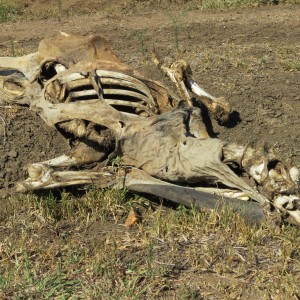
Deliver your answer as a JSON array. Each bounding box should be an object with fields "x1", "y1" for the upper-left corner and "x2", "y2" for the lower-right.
[{"x1": 55, "y1": 70, "x2": 158, "y2": 116}]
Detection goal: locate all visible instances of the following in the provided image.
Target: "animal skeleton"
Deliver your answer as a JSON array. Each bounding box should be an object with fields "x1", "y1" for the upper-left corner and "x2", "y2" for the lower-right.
[{"x1": 0, "y1": 33, "x2": 299, "y2": 225}]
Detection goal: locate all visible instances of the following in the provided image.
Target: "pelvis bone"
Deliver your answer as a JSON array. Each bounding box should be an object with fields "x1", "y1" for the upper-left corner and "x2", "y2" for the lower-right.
[{"x1": 0, "y1": 33, "x2": 299, "y2": 226}]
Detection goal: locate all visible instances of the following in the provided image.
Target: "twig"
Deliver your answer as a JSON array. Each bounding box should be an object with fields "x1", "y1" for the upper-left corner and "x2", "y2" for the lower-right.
[{"x1": 0, "y1": 115, "x2": 7, "y2": 145}]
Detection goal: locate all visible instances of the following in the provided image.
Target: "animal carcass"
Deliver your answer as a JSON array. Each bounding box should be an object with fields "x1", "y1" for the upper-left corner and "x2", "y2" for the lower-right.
[{"x1": 0, "y1": 33, "x2": 299, "y2": 225}]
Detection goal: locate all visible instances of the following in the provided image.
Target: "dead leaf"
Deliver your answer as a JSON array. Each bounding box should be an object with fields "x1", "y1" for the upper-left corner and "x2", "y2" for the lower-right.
[{"x1": 124, "y1": 210, "x2": 140, "y2": 227}]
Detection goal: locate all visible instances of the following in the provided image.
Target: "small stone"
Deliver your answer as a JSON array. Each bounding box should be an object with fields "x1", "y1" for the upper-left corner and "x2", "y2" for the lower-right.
[{"x1": 8, "y1": 150, "x2": 18, "y2": 158}]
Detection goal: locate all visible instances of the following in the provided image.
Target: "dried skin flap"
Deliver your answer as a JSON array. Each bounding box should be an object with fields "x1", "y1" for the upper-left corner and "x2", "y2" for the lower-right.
[
  {"x1": 38, "y1": 34, "x2": 123, "y2": 67},
  {"x1": 122, "y1": 109, "x2": 226, "y2": 183}
]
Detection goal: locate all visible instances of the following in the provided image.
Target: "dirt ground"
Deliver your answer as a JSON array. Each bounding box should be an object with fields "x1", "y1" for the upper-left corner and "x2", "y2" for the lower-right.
[
  {"x1": 0, "y1": 1, "x2": 300, "y2": 299},
  {"x1": 0, "y1": 1, "x2": 300, "y2": 191}
]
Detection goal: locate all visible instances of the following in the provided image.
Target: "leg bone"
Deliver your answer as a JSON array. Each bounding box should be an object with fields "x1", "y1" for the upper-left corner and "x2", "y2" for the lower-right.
[
  {"x1": 156, "y1": 58, "x2": 231, "y2": 123},
  {"x1": 17, "y1": 169, "x2": 117, "y2": 192},
  {"x1": 186, "y1": 78, "x2": 231, "y2": 123}
]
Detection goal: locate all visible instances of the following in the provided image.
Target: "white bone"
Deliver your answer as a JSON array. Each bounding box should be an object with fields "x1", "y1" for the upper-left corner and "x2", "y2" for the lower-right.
[
  {"x1": 65, "y1": 76, "x2": 155, "y2": 106},
  {"x1": 101, "y1": 77, "x2": 154, "y2": 99},
  {"x1": 274, "y1": 195, "x2": 298, "y2": 210},
  {"x1": 290, "y1": 166, "x2": 299, "y2": 183},
  {"x1": 96, "y1": 70, "x2": 144, "y2": 85},
  {"x1": 187, "y1": 79, "x2": 216, "y2": 100},
  {"x1": 27, "y1": 156, "x2": 78, "y2": 181},
  {"x1": 159, "y1": 60, "x2": 231, "y2": 122},
  {"x1": 273, "y1": 195, "x2": 300, "y2": 225},
  {"x1": 249, "y1": 162, "x2": 265, "y2": 183},
  {"x1": 287, "y1": 210, "x2": 300, "y2": 226},
  {"x1": 104, "y1": 89, "x2": 153, "y2": 103},
  {"x1": 274, "y1": 196, "x2": 291, "y2": 208},
  {"x1": 195, "y1": 187, "x2": 249, "y2": 200},
  {"x1": 59, "y1": 72, "x2": 87, "y2": 83},
  {"x1": 70, "y1": 90, "x2": 98, "y2": 98},
  {"x1": 69, "y1": 89, "x2": 152, "y2": 107},
  {"x1": 96, "y1": 70, "x2": 156, "y2": 106},
  {"x1": 54, "y1": 64, "x2": 67, "y2": 73},
  {"x1": 60, "y1": 31, "x2": 70, "y2": 37},
  {"x1": 160, "y1": 64, "x2": 193, "y2": 106},
  {"x1": 17, "y1": 169, "x2": 116, "y2": 192},
  {"x1": 36, "y1": 154, "x2": 77, "y2": 167},
  {"x1": 0, "y1": 53, "x2": 40, "y2": 80},
  {"x1": 268, "y1": 169, "x2": 283, "y2": 181}
]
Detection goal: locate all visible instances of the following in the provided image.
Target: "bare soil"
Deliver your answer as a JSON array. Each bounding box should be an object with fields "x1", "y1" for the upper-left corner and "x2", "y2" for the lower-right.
[
  {"x1": 0, "y1": 1, "x2": 299, "y2": 192},
  {"x1": 0, "y1": 1, "x2": 300, "y2": 298}
]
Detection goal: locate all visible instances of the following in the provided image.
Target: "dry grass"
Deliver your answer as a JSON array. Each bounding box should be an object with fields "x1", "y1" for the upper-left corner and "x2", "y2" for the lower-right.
[
  {"x1": 196, "y1": 0, "x2": 300, "y2": 10},
  {"x1": 0, "y1": 187, "x2": 299, "y2": 299},
  {"x1": 0, "y1": 0, "x2": 300, "y2": 23}
]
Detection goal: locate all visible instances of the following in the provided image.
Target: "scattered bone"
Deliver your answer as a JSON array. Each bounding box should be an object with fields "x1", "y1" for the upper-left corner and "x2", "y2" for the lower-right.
[{"x1": 60, "y1": 31, "x2": 70, "y2": 37}]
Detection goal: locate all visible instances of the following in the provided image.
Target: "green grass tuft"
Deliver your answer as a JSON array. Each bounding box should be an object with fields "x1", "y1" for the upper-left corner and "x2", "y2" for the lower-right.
[{"x1": 0, "y1": 1, "x2": 23, "y2": 22}]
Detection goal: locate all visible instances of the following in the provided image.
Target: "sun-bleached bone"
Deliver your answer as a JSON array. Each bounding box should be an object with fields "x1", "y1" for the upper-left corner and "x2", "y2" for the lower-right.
[
  {"x1": 59, "y1": 72, "x2": 86, "y2": 83},
  {"x1": 195, "y1": 187, "x2": 249, "y2": 201},
  {"x1": 290, "y1": 167, "x2": 300, "y2": 182},
  {"x1": 0, "y1": 53, "x2": 40, "y2": 80},
  {"x1": 17, "y1": 165, "x2": 263, "y2": 222},
  {"x1": 154, "y1": 57, "x2": 232, "y2": 123},
  {"x1": 1, "y1": 33, "x2": 299, "y2": 226},
  {"x1": 17, "y1": 168, "x2": 117, "y2": 192},
  {"x1": 31, "y1": 155, "x2": 77, "y2": 168},
  {"x1": 187, "y1": 78, "x2": 216, "y2": 100},
  {"x1": 96, "y1": 70, "x2": 155, "y2": 100},
  {"x1": 273, "y1": 195, "x2": 300, "y2": 225}
]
